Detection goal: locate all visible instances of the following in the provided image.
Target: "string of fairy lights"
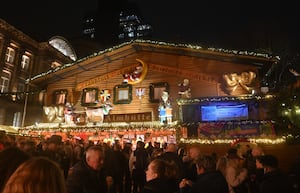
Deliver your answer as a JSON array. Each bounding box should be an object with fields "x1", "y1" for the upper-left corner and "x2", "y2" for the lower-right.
[
  {"x1": 2, "y1": 39, "x2": 287, "y2": 144},
  {"x1": 28, "y1": 39, "x2": 279, "y2": 83},
  {"x1": 14, "y1": 119, "x2": 288, "y2": 144},
  {"x1": 0, "y1": 90, "x2": 40, "y2": 97}
]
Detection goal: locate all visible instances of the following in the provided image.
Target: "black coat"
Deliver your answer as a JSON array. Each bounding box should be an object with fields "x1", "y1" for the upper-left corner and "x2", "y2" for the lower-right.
[
  {"x1": 66, "y1": 159, "x2": 108, "y2": 193},
  {"x1": 258, "y1": 170, "x2": 293, "y2": 193},
  {"x1": 142, "y1": 178, "x2": 177, "y2": 193},
  {"x1": 188, "y1": 171, "x2": 229, "y2": 193}
]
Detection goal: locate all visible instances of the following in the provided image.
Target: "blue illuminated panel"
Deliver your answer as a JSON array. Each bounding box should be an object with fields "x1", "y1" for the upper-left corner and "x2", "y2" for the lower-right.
[{"x1": 201, "y1": 104, "x2": 248, "y2": 121}]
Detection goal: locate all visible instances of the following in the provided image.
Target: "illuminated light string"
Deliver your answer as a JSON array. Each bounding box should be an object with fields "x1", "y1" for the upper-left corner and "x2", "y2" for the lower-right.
[
  {"x1": 1, "y1": 89, "x2": 276, "y2": 104},
  {"x1": 28, "y1": 39, "x2": 279, "y2": 83},
  {"x1": 0, "y1": 90, "x2": 41, "y2": 97},
  {"x1": 17, "y1": 121, "x2": 287, "y2": 144},
  {"x1": 179, "y1": 137, "x2": 286, "y2": 144},
  {"x1": 177, "y1": 94, "x2": 276, "y2": 105},
  {"x1": 180, "y1": 120, "x2": 275, "y2": 127}
]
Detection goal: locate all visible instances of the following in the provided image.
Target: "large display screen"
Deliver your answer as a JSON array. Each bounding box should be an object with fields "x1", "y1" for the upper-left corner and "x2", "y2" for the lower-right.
[{"x1": 201, "y1": 104, "x2": 248, "y2": 121}]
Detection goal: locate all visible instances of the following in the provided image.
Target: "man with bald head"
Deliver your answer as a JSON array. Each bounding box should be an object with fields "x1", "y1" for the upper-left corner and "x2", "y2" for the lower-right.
[
  {"x1": 181, "y1": 145, "x2": 201, "y2": 185},
  {"x1": 66, "y1": 145, "x2": 113, "y2": 193}
]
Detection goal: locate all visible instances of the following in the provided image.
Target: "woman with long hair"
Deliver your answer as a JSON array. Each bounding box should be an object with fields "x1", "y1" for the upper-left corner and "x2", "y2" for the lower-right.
[{"x1": 2, "y1": 157, "x2": 66, "y2": 193}]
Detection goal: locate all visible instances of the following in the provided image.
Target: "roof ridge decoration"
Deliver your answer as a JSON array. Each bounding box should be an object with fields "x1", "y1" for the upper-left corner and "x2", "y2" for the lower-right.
[{"x1": 28, "y1": 39, "x2": 279, "y2": 83}]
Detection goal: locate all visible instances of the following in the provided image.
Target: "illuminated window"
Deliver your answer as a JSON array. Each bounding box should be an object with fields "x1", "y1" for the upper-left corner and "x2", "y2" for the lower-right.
[
  {"x1": 56, "y1": 94, "x2": 66, "y2": 104},
  {"x1": 48, "y1": 36, "x2": 77, "y2": 61},
  {"x1": 53, "y1": 89, "x2": 68, "y2": 105},
  {"x1": 0, "y1": 70, "x2": 11, "y2": 93},
  {"x1": 5, "y1": 47, "x2": 15, "y2": 63},
  {"x1": 81, "y1": 88, "x2": 98, "y2": 106},
  {"x1": 21, "y1": 55, "x2": 30, "y2": 70}
]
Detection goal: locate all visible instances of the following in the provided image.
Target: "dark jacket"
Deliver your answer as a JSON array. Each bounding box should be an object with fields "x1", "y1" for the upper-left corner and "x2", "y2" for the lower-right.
[
  {"x1": 258, "y1": 170, "x2": 293, "y2": 193},
  {"x1": 66, "y1": 159, "x2": 108, "y2": 193},
  {"x1": 186, "y1": 170, "x2": 229, "y2": 193},
  {"x1": 159, "y1": 151, "x2": 184, "y2": 180},
  {"x1": 142, "y1": 178, "x2": 177, "y2": 193}
]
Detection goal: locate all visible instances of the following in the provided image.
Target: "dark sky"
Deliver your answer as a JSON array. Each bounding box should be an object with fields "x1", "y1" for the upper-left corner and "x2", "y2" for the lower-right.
[
  {"x1": 0, "y1": 0, "x2": 299, "y2": 51},
  {"x1": 0, "y1": 1, "x2": 98, "y2": 40}
]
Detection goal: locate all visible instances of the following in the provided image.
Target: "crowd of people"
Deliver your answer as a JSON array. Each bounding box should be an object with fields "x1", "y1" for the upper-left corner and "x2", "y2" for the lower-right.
[{"x1": 1, "y1": 130, "x2": 300, "y2": 193}]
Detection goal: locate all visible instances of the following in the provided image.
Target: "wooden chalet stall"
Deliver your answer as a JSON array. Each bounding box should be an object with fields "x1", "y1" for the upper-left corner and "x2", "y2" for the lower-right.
[{"x1": 20, "y1": 40, "x2": 279, "y2": 144}]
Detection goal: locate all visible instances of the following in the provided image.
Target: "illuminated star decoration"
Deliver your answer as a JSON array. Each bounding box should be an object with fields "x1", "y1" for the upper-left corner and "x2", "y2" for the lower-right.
[{"x1": 100, "y1": 89, "x2": 111, "y2": 103}]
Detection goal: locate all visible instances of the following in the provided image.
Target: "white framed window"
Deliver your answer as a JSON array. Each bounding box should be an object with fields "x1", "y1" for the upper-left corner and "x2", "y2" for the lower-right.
[
  {"x1": 5, "y1": 47, "x2": 15, "y2": 63},
  {"x1": 21, "y1": 55, "x2": 30, "y2": 70},
  {"x1": 0, "y1": 70, "x2": 11, "y2": 93}
]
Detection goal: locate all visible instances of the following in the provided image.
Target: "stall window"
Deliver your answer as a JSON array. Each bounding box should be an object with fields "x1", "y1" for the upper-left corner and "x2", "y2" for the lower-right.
[
  {"x1": 114, "y1": 84, "x2": 132, "y2": 104},
  {"x1": 149, "y1": 82, "x2": 169, "y2": 103},
  {"x1": 81, "y1": 87, "x2": 99, "y2": 106},
  {"x1": 53, "y1": 89, "x2": 67, "y2": 105}
]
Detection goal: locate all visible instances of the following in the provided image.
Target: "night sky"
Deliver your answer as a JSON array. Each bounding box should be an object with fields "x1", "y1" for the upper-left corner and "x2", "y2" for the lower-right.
[{"x1": 0, "y1": 0, "x2": 299, "y2": 51}]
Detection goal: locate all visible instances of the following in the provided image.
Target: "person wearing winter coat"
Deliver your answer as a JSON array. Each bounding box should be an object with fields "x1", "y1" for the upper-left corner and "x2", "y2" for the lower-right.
[
  {"x1": 256, "y1": 154, "x2": 293, "y2": 193},
  {"x1": 180, "y1": 155, "x2": 229, "y2": 193},
  {"x1": 66, "y1": 145, "x2": 113, "y2": 193}
]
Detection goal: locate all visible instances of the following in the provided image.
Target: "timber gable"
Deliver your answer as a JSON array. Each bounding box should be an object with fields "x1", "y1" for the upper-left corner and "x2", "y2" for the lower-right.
[{"x1": 29, "y1": 40, "x2": 278, "y2": 127}]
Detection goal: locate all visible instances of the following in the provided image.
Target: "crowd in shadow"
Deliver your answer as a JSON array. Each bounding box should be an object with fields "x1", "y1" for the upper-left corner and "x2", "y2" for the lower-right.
[{"x1": 1, "y1": 130, "x2": 300, "y2": 193}]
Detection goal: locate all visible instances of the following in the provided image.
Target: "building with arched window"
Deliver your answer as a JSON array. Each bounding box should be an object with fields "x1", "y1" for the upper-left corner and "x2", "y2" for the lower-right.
[{"x1": 0, "y1": 18, "x2": 73, "y2": 127}]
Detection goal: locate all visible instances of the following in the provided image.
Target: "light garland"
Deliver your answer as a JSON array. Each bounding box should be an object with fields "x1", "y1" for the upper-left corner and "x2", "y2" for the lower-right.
[
  {"x1": 28, "y1": 39, "x2": 279, "y2": 83},
  {"x1": 0, "y1": 90, "x2": 40, "y2": 97},
  {"x1": 17, "y1": 121, "x2": 288, "y2": 145},
  {"x1": 177, "y1": 94, "x2": 276, "y2": 105},
  {"x1": 180, "y1": 137, "x2": 286, "y2": 144}
]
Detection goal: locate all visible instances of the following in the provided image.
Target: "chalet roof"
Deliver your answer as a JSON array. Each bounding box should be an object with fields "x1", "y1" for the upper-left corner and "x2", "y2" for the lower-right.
[{"x1": 28, "y1": 39, "x2": 279, "y2": 87}]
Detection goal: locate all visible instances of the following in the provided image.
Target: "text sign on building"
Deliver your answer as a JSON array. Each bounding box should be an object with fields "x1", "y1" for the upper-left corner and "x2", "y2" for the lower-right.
[{"x1": 104, "y1": 112, "x2": 152, "y2": 122}]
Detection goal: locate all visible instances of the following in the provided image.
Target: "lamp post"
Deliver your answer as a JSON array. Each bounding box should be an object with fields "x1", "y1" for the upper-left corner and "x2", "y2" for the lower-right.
[
  {"x1": 21, "y1": 62, "x2": 33, "y2": 128},
  {"x1": 21, "y1": 81, "x2": 29, "y2": 128}
]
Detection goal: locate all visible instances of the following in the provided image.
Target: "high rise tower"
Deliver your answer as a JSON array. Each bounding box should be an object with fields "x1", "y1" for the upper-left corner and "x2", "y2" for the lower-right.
[{"x1": 81, "y1": 0, "x2": 152, "y2": 47}]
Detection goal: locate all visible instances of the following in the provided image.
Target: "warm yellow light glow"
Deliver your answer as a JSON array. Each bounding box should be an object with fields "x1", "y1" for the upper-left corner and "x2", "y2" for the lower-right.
[{"x1": 179, "y1": 137, "x2": 285, "y2": 144}]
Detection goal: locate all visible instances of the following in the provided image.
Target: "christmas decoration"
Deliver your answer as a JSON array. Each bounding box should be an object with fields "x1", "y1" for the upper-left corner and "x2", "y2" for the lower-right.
[
  {"x1": 122, "y1": 58, "x2": 148, "y2": 84},
  {"x1": 135, "y1": 88, "x2": 145, "y2": 100}
]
